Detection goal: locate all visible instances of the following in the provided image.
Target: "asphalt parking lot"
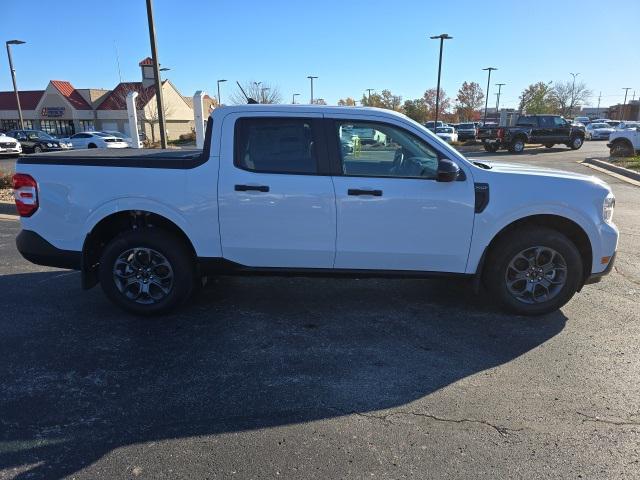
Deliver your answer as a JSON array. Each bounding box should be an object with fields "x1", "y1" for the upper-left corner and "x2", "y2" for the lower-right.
[{"x1": 1, "y1": 141, "x2": 639, "y2": 479}]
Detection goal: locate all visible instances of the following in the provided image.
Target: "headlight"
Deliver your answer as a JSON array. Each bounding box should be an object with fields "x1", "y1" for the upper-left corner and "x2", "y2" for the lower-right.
[
  {"x1": 603, "y1": 193, "x2": 615, "y2": 223},
  {"x1": 46, "y1": 143, "x2": 53, "y2": 147}
]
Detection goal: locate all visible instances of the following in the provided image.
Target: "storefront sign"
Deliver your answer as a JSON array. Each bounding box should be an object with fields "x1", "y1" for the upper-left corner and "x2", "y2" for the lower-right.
[{"x1": 41, "y1": 107, "x2": 66, "y2": 118}]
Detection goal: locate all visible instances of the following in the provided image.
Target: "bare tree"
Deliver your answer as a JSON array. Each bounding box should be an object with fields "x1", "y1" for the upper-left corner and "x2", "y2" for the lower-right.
[
  {"x1": 229, "y1": 81, "x2": 283, "y2": 104},
  {"x1": 552, "y1": 80, "x2": 592, "y2": 116}
]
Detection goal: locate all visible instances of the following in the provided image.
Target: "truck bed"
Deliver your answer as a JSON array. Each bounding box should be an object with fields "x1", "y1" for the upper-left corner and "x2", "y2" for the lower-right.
[{"x1": 17, "y1": 148, "x2": 206, "y2": 169}]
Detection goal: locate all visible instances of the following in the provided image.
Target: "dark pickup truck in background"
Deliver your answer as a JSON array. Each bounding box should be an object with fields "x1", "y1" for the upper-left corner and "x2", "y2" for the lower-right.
[{"x1": 477, "y1": 115, "x2": 586, "y2": 153}]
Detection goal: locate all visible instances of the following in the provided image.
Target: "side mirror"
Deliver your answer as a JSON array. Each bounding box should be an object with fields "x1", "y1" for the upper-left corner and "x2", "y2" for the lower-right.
[{"x1": 437, "y1": 158, "x2": 460, "y2": 182}]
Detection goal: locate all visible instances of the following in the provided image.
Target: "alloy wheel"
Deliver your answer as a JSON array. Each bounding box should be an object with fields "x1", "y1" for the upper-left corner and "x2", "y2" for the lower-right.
[
  {"x1": 505, "y1": 246, "x2": 567, "y2": 304},
  {"x1": 113, "y1": 247, "x2": 174, "y2": 304}
]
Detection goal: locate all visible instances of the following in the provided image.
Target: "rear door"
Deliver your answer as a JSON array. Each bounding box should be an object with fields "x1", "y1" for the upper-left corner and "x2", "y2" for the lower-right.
[
  {"x1": 218, "y1": 114, "x2": 336, "y2": 268},
  {"x1": 328, "y1": 116, "x2": 475, "y2": 272}
]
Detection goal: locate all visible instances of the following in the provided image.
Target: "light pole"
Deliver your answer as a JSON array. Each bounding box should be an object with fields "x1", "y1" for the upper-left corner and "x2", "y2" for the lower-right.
[
  {"x1": 569, "y1": 72, "x2": 579, "y2": 116},
  {"x1": 145, "y1": 0, "x2": 167, "y2": 148},
  {"x1": 307, "y1": 76, "x2": 318, "y2": 104},
  {"x1": 621, "y1": 87, "x2": 631, "y2": 120},
  {"x1": 596, "y1": 91, "x2": 602, "y2": 117},
  {"x1": 495, "y1": 83, "x2": 505, "y2": 112},
  {"x1": 5, "y1": 39, "x2": 26, "y2": 130},
  {"x1": 430, "y1": 34, "x2": 452, "y2": 127},
  {"x1": 482, "y1": 67, "x2": 497, "y2": 124},
  {"x1": 292, "y1": 93, "x2": 300, "y2": 104},
  {"x1": 261, "y1": 87, "x2": 270, "y2": 104},
  {"x1": 216, "y1": 79, "x2": 227, "y2": 106},
  {"x1": 365, "y1": 88, "x2": 374, "y2": 104},
  {"x1": 253, "y1": 81, "x2": 262, "y2": 101}
]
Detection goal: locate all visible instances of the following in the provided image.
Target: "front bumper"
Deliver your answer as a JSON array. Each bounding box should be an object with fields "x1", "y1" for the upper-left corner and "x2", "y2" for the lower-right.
[
  {"x1": 584, "y1": 252, "x2": 616, "y2": 285},
  {"x1": 16, "y1": 230, "x2": 81, "y2": 270}
]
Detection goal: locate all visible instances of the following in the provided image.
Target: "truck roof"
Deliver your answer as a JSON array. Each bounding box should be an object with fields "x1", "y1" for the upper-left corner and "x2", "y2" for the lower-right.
[{"x1": 210, "y1": 104, "x2": 407, "y2": 119}]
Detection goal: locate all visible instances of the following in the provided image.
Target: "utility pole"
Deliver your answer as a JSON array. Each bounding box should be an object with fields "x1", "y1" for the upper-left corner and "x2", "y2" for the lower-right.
[
  {"x1": 495, "y1": 83, "x2": 505, "y2": 112},
  {"x1": 569, "y1": 72, "x2": 579, "y2": 116},
  {"x1": 292, "y1": 93, "x2": 300, "y2": 104},
  {"x1": 620, "y1": 87, "x2": 631, "y2": 120},
  {"x1": 307, "y1": 76, "x2": 318, "y2": 104},
  {"x1": 145, "y1": 0, "x2": 167, "y2": 148},
  {"x1": 482, "y1": 67, "x2": 497, "y2": 124},
  {"x1": 5, "y1": 40, "x2": 26, "y2": 130},
  {"x1": 430, "y1": 33, "x2": 452, "y2": 126},
  {"x1": 596, "y1": 91, "x2": 602, "y2": 117}
]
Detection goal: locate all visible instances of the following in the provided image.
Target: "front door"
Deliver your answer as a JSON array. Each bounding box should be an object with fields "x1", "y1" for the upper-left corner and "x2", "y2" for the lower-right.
[
  {"x1": 329, "y1": 118, "x2": 475, "y2": 272},
  {"x1": 218, "y1": 115, "x2": 336, "y2": 268}
]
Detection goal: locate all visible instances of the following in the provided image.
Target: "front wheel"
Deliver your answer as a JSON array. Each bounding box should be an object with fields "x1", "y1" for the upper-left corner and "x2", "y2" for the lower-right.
[
  {"x1": 484, "y1": 143, "x2": 499, "y2": 152},
  {"x1": 569, "y1": 136, "x2": 583, "y2": 150},
  {"x1": 610, "y1": 140, "x2": 634, "y2": 157},
  {"x1": 484, "y1": 227, "x2": 583, "y2": 316},
  {"x1": 33, "y1": 145, "x2": 42, "y2": 154},
  {"x1": 99, "y1": 229, "x2": 195, "y2": 315},
  {"x1": 508, "y1": 138, "x2": 525, "y2": 153}
]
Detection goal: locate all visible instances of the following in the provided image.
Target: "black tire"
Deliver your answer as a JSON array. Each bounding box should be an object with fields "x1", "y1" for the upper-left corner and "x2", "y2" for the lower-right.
[
  {"x1": 88, "y1": 143, "x2": 97, "y2": 149},
  {"x1": 33, "y1": 145, "x2": 42, "y2": 154},
  {"x1": 609, "y1": 140, "x2": 634, "y2": 158},
  {"x1": 544, "y1": 144, "x2": 554, "y2": 148},
  {"x1": 508, "y1": 138, "x2": 526, "y2": 154},
  {"x1": 569, "y1": 136, "x2": 583, "y2": 150},
  {"x1": 484, "y1": 227, "x2": 583, "y2": 316},
  {"x1": 99, "y1": 229, "x2": 195, "y2": 315},
  {"x1": 484, "y1": 143, "x2": 499, "y2": 152}
]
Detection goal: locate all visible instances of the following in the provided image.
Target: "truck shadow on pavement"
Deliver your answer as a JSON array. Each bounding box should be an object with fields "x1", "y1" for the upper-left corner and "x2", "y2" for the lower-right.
[{"x1": 0, "y1": 271, "x2": 566, "y2": 479}]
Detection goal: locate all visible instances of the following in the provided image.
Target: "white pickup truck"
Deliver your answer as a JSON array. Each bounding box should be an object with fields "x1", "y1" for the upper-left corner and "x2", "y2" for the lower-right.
[{"x1": 13, "y1": 105, "x2": 618, "y2": 316}]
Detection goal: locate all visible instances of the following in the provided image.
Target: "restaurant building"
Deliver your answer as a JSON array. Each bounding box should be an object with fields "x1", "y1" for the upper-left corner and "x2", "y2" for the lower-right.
[{"x1": 0, "y1": 58, "x2": 209, "y2": 140}]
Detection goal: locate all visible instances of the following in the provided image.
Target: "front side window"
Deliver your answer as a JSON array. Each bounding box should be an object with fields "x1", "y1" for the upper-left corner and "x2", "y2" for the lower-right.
[
  {"x1": 553, "y1": 117, "x2": 567, "y2": 127},
  {"x1": 235, "y1": 118, "x2": 318, "y2": 174},
  {"x1": 336, "y1": 121, "x2": 439, "y2": 179}
]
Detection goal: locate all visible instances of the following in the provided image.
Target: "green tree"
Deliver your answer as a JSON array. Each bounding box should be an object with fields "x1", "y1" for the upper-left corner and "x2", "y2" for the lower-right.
[
  {"x1": 518, "y1": 82, "x2": 557, "y2": 114},
  {"x1": 361, "y1": 89, "x2": 402, "y2": 111},
  {"x1": 455, "y1": 81, "x2": 484, "y2": 121},
  {"x1": 402, "y1": 98, "x2": 428, "y2": 123}
]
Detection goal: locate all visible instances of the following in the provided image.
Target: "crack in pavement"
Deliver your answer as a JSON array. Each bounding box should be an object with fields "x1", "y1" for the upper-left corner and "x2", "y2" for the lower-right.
[
  {"x1": 613, "y1": 265, "x2": 640, "y2": 286},
  {"x1": 577, "y1": 412, "x2": 640, "y2": 427},
  {"x1": 348, "y1": 410, "x2": 520, "y2": 437}
]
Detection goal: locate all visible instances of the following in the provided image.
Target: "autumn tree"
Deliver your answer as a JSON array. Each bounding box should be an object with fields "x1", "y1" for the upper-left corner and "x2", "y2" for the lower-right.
[
  {"x1": 518, "y1": 82, "x2": 557, "y2": 114},
  {"x1": 402, "y1": 98, "x2": 428, "y2": 123},
  {"x1": 361, "y1": 89, "x2": 402, "y2": 111},
  {"x1": 551, "y1": 80, "x2": 592, "y2": 117},
  {"x1": 422, "y1": 88, "x2": 450, "y2": 119},
  {"x1": 229, "y1": 81, "x2": 283, "y2": 104},
  {"x1": 455, "y1": 81, "x2": 484, "y2": 121},
  {"x1": 338, "y1": 97, "x2": 356, "y2": 106}
]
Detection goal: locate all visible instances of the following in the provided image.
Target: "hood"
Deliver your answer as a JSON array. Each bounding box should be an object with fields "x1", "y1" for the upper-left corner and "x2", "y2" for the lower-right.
[
  {"x1": 0, "y1": 135, "x2": 18, "y2": 143},
  {"x1": 470, "y1": 160, "x2": 607, "y2": 184}
]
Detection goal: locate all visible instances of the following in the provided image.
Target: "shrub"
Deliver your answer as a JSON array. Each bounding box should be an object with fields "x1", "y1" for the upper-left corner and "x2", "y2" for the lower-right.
[{"x1": 0, "y1": 171, "x2": 12, "y2": 189}]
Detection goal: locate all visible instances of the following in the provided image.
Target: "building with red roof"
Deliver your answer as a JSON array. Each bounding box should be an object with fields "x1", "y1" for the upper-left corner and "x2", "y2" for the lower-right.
[{"x1": 0, "y1": 58, "x2": 198, "y2": 141}]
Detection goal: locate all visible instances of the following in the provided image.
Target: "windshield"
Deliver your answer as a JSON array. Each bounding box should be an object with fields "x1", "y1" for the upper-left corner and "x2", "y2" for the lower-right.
[
  {"x1": 458, "y1": 123, "x2": 475, "y2": 129},
  {"x1": 104, "y1": 131, "x2": 125, "y2": 137},
  {"x1": 26, "y1": 131, "x2": 55, "y2": 140},
  {"x1": 436, "y1": 127, "x2": 454, "y2": 133},
  {"x1": 592, "y1": 123, "x2": 610, "y2": 129}
]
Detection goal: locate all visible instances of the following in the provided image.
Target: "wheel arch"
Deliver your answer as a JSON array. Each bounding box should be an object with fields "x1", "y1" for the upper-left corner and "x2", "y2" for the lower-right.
[
  {"x1": 81, "y1": 210, "x2": 197, "y2": 289},
  {"x1": 477, "y1": 214, "x2": 593, "y2": 290}
]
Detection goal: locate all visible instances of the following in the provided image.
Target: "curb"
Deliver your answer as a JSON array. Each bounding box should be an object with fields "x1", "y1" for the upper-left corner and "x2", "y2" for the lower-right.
[
  {"x1": 0, "y1": 201, "x2": 17, "y2": 216},
  {"x1": 581, "y1": 158, "x2": 640, "y2": 186}
]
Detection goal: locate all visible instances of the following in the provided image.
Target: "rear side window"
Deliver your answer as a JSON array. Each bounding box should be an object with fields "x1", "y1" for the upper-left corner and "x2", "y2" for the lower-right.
[
  {"x1": 235, "y1": 118, "x2": 318, "y2": 174},
  {"x1": 516, "y1": 116, "x2": 537, "y2": 127}
]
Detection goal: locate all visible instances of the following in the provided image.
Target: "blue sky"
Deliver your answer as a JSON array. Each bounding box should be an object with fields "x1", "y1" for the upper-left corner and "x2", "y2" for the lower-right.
[{"x1": 3, "y1": 0, "x2": 639, "y2": 109}]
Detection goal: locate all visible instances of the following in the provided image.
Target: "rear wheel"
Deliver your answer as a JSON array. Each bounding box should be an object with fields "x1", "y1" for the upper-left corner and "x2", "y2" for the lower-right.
[
  {"x1": 508, "y1": 138, "x2": 525, "y2": 153},
  {"x1": 569, "y1": 136, "x2": 583, "y2": 150},
  {"x1": 33, "y1": 145, "x2": 42, "y2": 154},
  {"x1": 610, "y1": 140, "x2": 634, "y2": 157},
  {"x1": 544, "y1": 144, "x2": 554, "y2": 148},
  {"x1": 88, "y1": 143, "x2": 97, "y2": 149},
  {"x1": 484, "y1": 227, "x2": 583, "y2": 316},
  {"x1": 99, "y1": 229, "x2": 195, "y2": 315}
]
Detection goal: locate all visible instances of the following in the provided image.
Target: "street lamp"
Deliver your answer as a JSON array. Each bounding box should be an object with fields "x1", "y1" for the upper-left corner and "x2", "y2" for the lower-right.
[
  {"x1": 292, "y1": 93, "x2": 300, "y2": 104},
  {"x1": 429, "y1": 33, "x2": 452, "y2": 127},
  {"x1": 5, "y1": 39, "x2": 26, "y2": 130},
  {"x1": 217, "y1": 79, "x2": 227, "y2": 106},
  {"x1": 482, "y1": 67, "x2": 497, "y2": 124},
  {"x1": 621, "y1": 87, "x2": 631, "y2": 120},
  {"x1": 145, "y1": 0, "x2": 167, "y2": 148},
  {"x1": 495, "y1": 83, "x2": 505, "y2": 112},
  {"x1": 261, "y1": 87, "x2": 270, "y2": 104},
  {"x1": 307, "y1": 76, "x2": 318, "y2": 104},
  {"x1": 569, "y1": 72, "x2": 579, "y2": 116}
]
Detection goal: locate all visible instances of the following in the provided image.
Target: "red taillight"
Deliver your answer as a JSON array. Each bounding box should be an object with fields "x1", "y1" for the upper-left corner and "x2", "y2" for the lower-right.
[
  {"x1": 12, "y1": 173, "x2": 39, "y2": 217},
  {"x1": 497, "y1": 128, "x2": 505, "y2": 139}
]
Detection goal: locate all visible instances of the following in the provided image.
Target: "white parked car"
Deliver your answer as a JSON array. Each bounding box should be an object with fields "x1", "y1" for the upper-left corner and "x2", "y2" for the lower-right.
[
  {"x1": 608, "y1": 125, "x2": 640, "y2": 157},
  {"x1": 616, "y1": 121, "x2": 640, "y2": 131},
  {"x1": 585, "y1": 123, "x2": 615, "y2": 140},
  {"x1": 13, "y1": 105, "x2": 618, "y2": 316},
  {"x1": 102, "y1": 130, "x2": 143, "y2": 148},
  {"x1": 0, "y1": 133, "x2": 22, "y2": 156},
  {"x1": 69, "y1": 131, "x2": 129, "y2": 149},
  {"x1": 435, "y1": 126, "x2": 458, "y2": 143}
]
